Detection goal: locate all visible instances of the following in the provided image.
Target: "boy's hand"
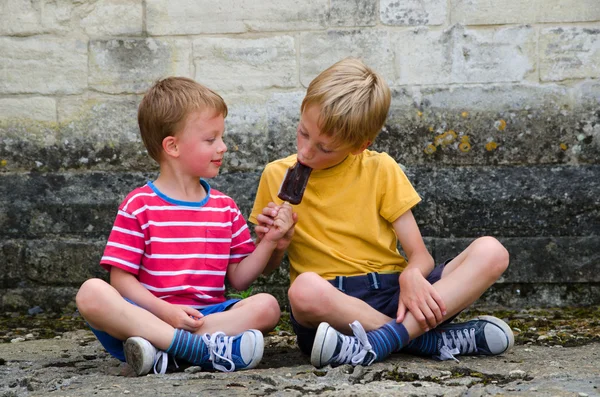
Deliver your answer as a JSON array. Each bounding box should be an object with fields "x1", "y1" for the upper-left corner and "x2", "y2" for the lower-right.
[
  {"x1": 255, "y1": 202, "x2": 297, "y2": 250},
  {"x1": 159, "y1": 304, "x2": 204, "y2": 332},
  {"x1": 263, "y1": 202, "x2": 296, "y2": 243},
  {"x1": 397, "y1": 268, "x2": 446, "y2": 331}
]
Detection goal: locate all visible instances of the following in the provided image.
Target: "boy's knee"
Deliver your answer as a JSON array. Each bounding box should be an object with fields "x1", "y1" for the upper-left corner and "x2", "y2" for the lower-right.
[
  {"x1": 76, "y1": 278, "x2": 109, "y2": 315},
  {"x1": 288, "y1": 272, "x2": 330, "y2": 315},
  {"x1": 250, "y1": 293, "x2": 281, "y2": 326},
  {"x1": 476, "y1": 236, "x2": 509, "y2": 274}
]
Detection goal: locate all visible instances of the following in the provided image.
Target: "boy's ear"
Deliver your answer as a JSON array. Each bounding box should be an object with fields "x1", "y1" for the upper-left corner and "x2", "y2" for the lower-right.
[
  {"x1": 351, "y1": 140, "x2": 372, "y2": 155},
  {"x1": 162, "y1": 136, "x2": 179, "y2": 158}
]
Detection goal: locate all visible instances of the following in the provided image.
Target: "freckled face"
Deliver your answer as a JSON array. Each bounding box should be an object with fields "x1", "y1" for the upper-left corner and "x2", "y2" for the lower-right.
[
  {"x1": 175, "y1": 110, "x2": 227, "y2": 178},
  {"x1": 296, "y1": 105, "x2": 354, "y2": 170}
]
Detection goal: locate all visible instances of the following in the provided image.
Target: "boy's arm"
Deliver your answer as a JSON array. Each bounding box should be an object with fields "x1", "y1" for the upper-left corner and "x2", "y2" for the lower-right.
[
  {"x1": 393, "y1": 210, "x2": 446, "y2": 331},
  {"x1": 110, "y1": 267, "x2": 204, "y2": 331},
  {"x1": 253, "y1": 202, "x2": 297, "y2": 275},
  {"x1": 228, "y1": 203, "x2": 295, "y2": 290}
]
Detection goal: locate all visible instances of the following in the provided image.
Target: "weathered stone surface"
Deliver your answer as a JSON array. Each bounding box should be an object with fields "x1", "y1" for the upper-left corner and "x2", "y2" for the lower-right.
[
  {"x1": 89, "y1": 38, "x2": 192, "y2": 94},
  {"x1": 0, "y1": 0, "x2": 72, "y2": 35},
  {"x1": 193, "y1": 36, "x2": 297, "y2": 93},
  {"x1": 380, "y1": 0, "x2": 446, "y2": 26},
  {"x1": 393, "y1": 25, "x2": 536, "y2": 85},
  {"x1": 146, "y1": 0, "x2": 328, "y2": 35},
  {"x1": 24, "y1": 240, "x2": 107, "y2": 286},
  {"x1": 220, "y1": 96, "x2": 270, "y2": 172},
  {"x1": 0, "y1": 240, "x2": 23, "y2": 289},
  {"x1": 1, "y1": 331, "x2": 599, "y2": 396},
  {"x1": 425, "y1": 165, "x2": 600, "y2": 237},
  {"x1": 376, "y1": 84, "x2": 600, "y2": 166},
  {"x1": 330, "y1": 0, "x2": 377, "y2": 27},
  {"x1": 80, "y1": 0, "x2": 143, "y2": 37},
  {"x1": 0, "y1": 97, "x2": 57, "y2": 122},
  {"x1": 434, "y1": 237, "x2": 600, "y2": 283},
  {"x1": 265, "y1": 91, "x2": 304, "y2": 163},
  {"x1": 540, "y1": 27, "x2": 600, "y2": 82},
  {"x1": 300, "y1": 30, "x2": 395, "y2": 87},
  {"x1": 0, "y1": 37, "x2": 88, "y2": 95},
  {"x1": 451, "y1": 0, "x2": 600, "y2": 25}
]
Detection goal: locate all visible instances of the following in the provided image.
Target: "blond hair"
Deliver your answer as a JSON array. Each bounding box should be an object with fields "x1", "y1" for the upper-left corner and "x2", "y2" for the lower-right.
[
  {"x1": 138, "y1": 77, "x2": 228, "y2": 163},
  {"x1": 301, "y1": 57, "x2": 391, "y2": 150}
]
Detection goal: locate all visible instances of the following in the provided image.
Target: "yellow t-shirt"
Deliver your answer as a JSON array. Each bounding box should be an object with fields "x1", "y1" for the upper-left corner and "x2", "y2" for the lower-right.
[{"x1": 249, "y1": 150, "x2": 421, "y2": 283}]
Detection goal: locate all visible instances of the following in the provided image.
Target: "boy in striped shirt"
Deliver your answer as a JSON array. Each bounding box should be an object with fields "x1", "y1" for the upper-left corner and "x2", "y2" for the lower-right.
[{"x1": 76, "y1": 77, "x2": 296, "y2": 375}]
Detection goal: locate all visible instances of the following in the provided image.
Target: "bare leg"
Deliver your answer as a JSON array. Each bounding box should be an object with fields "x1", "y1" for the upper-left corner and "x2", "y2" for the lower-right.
[
  {"x1": 289, "y1": 236, "x2": 509, "y2": 340},
  {"x1": 76, "y1": 278, "x2": 175, "y2": 350},
  {"x1": 76, "y1": 280, "x2": 281, "y2": 350},
  {"x1": 193, "y1": 293, "x2": 280, "y2": 335}
]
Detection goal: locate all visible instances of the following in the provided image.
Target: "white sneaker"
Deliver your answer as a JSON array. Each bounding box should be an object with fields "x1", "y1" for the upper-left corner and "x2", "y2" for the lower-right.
[
  {"x1": 124, "y1": 337, "x2": 169, "y2": 376},
  {"x1": 200, "y1": 329, "x2": 264, "y2": 372},
  {"x1": 311, "y1": 321, "x2": 377, "y2": 368}
]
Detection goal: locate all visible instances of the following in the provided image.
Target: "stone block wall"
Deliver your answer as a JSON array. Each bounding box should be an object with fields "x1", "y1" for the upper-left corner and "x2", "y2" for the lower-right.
[{"x1": 0, "y1": 0, "x2": 598, "y2": 312}]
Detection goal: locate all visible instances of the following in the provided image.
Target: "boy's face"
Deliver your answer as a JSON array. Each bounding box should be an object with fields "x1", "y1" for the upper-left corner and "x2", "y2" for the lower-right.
[
  {"x1": 296, "y1": 104, "x2": 356, "y2": 170},
  {"x1": 173, "y1": 109, "x2": 227, "y2": 178}
]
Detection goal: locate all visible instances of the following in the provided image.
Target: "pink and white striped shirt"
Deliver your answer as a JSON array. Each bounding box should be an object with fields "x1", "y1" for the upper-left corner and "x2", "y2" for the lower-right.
[{"x1": 100, "y1": 180, "x2": 255, "y2": 308}]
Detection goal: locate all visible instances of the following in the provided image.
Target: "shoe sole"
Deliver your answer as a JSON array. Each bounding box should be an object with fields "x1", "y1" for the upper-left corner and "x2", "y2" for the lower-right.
[
  {"x1": 124, "y1": 337, "x2": 153, "y2": 376},
  {"x1": 310, "y1": 322, "x2": 332, "y2": 368},
  {"x1": 244, "y1": 330, "x2": 264, "y2": 370},
  {"x1": 476, "y1": 315, "x2": 515, "y2": 354}
]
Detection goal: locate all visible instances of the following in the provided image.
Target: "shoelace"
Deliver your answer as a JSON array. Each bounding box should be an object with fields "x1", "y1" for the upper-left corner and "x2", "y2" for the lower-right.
[
  {"x1": 435, "y1": 327, "x2": 477, "y2": 362},
  {"x1": 334, "y1": 321, "x2": 377, "y2": 366},
  {"x1": 201, "y1": 332, "x2": 236, "y2": 372},
  {"x1": 153, "y1": 351, "x2": 169, "y2": 374}
]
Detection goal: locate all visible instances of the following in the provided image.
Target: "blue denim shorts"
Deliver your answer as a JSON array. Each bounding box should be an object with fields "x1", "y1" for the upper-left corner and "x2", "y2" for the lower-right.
[
  {"x1": 290, "y1": 260, "x2": 454, "y2": 355},
  {"x1": 89, "y1": 298, "x2": 240, "y2": 362}
]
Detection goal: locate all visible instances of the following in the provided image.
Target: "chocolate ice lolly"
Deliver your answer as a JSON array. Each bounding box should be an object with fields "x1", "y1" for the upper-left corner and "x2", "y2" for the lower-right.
[{"x1": 277, "y1": 162, "x2": 313, "y2": 205}]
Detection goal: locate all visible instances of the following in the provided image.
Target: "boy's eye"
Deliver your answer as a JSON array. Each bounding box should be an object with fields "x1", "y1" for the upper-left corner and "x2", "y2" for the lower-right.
[
  {"x1": 320, "y1": 147, "x2": 333, "y2": 153},
  {"x1": 206, "y1": 138, "x2": 216, "y2": 143}
]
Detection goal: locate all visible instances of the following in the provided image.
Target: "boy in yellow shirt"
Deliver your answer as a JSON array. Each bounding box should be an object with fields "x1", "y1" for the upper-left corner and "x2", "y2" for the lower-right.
[{"x1": 250, "y1": 58, "x2": 514, "y2": 367}]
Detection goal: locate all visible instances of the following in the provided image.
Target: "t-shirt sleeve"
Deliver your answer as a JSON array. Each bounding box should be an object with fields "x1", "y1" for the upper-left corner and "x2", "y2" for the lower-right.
[
  {"x1": 99, "y1": 204, "x2": 145, "y2": 275},
  {"x1": 249, "y1": 164, "x2": 277, "y2": 225},
  {"x1": 378, "y1": 154, "x2": 422, "y2": 223},
  {"x1": 229, "y1": 201, "x2": 256, "y2": 264}
]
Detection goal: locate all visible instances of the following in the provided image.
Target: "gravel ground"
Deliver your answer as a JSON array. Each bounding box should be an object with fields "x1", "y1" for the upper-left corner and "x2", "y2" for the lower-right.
[{"x1": 1, "y1": 307, "x2": 599, "y2": 397}]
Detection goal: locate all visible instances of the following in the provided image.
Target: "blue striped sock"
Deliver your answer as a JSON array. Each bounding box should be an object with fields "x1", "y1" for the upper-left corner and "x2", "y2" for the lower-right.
[
  {"x1": 366, "y1": 321, "x2": 409, "y2": 362},
  {"x1": 405, "y1": 330, "x2": 438, "y2": 355},
  {"x1": 166, "y1": 329, "x2": 208, "y2": 366}
]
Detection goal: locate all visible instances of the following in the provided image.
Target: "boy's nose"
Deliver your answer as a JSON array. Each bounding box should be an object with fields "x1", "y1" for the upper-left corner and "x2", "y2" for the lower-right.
[{"x1": 298, "y1": 145, "x2": 314, "y2": 160}]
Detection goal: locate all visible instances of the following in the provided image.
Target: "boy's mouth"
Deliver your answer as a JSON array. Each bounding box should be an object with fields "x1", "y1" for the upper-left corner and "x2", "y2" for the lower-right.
[{"x1": 212, "y1": 159, "x2": 222, "y2": 166}]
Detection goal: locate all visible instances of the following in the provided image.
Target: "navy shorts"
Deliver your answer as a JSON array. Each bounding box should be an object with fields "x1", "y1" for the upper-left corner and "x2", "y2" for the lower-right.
[
  {"x1": 89, "y1": 298, "x2": 240, "y2": 362},
  {"x1": 290, "y1": 260, "x2": 454, "y2": 355}
]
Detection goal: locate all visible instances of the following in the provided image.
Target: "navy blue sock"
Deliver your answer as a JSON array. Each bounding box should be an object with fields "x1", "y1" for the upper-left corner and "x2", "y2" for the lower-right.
[
  {"x1": 405, "y1": 330, "x2": 439, "y2": 356},
  {"x1": 166, "y1": 329, "x2": 208, "y2": 366},
  {"x1": 366, "y1": 321, "x2": 409, "y2": 361}
]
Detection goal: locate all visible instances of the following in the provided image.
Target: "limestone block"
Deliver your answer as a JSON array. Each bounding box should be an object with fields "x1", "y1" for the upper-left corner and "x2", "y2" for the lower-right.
[
  {"x1": 0, "y1": 98, "x2": 57, "y2": 123},
  {"x1": 381, "y1": 0, "x2": 446, "y2": 26},
  {"x1": 24, "y1": 240, "x2": 106, "y2": 285},
  {"x1": 394, "y1": 25, "x2": 535, "y2": 85},
  {"x1": 435, "y1": 236, "x2": 600, "y2": 283},
  {"x1": 0, "y1": 0, "x2": 72, "y2": 35},
  {"x1": 220, "y1": 96, "x2": 270, "y2": 172},
  {"x1": 330, "y1": 0, "x2": 377, "y2": 27},
  {"x1": 300, "y1": 30, "x2": 395, "y2": 87},
  {"x1": 147, "y1": 0, "x2": 328, "y2": 35},
  {"x1": 89, "y1": 38, "x2": 192, "y2": 94},
  {"x1": 429, "y1": 165, "x2": 600, "y2": 238},
  {"x1": 0, "y1": 240, "x2": 24, "y2": 289},
  {"x1": 265, "y1": 91, "x2": 305, "y2": 160},
  {"x1": 540, "y1": 27, "x2": 600, "y2": 82},
  {"x1": 193, "y1": 36, "x2": 297, "y2": 92},
  {"x1": 0, "y1": 37, "x2": 87, "y2": 95},
  {"x1": 451, "y1": 0, "x2": 600, "y2": 25},
  {"x1": 80, "y1": 0, "x2": 143, "y2": 36}
]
